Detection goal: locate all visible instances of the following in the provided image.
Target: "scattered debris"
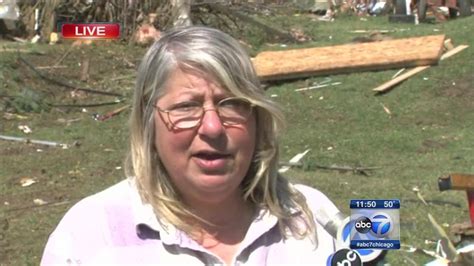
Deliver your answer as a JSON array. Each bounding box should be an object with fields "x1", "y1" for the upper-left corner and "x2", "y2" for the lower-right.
[
  {"x1": 18, "y1": 55, "x2": 122, "y2": 97},
  {"x1": 352, "y1": 31, "x2": 393, "y2": 43},
  {"x1": 110, "y1": 74, "x2": 136, "y2": 82},
  {"x1": 316, "y1": 9, "x2": 335, "y2": 22},
  {"x1": 30, "y1": 34, "x2": 40, "y2": 44},
  {"x1": 373, "y1": 44, "x2": 469, "y2": 93},
  {"x1": 35, "y1": 65, "x2": 67, "y2": 70},
  {"x1": 134, "y1": 23, "x2": 161, "y2": 45},
  {"x1": 380, "y1": 103, "x2": 392, "y2": 115},
  {"x1": 438, "y1": 173, "x2": 474, "y2": 225},
  {"x1": 56, "y1": 118, "x2": 81, "y2": 126},
  {"x1": 444, "y1": 39, "x2": 454, "y2": 51},
  {"x1": 289, "y1": 28, "x2": 311, "y2": 42},
  {"x1": 295, "y1": 78, "x2": 342, "y2": 92},
  {"x1": 50, "y1": 99, "x2": 124, "y2": 108},
  {"x1": 407, "y1": 181, "x2": 474, "y2": 265},
  {"x1": 5, "y1": 200, "x2": 71, "y2": 213},
  {"x1": 450, "y1": 222, "x2": 474, "y2": 251},
  {"x1": 49, "y1": 32, "x2": 59, "y2": 45},
  {"x1": 279, "y1": 149, "x2": 310, "y2": 173},
  {"x1": 0, "y1": 0, "x2": 19, "y2": 20},
  {"x1": 17, "y1": 125, "x2": 32, "y2": 134},
  {"x1": 121, "y1": 57, "x2": 137, "y2": 69},
  {"x1": 427, "y1": 213, "x2": 459, "y2": 262},
  {"x1": 0, "y1": 47, "x2": 43, "y2": 54},
  {"x1": 19, "y1": 177, "x2": 37, "y2": 187},
  {"x1": 401, "y1": 243, "x2": 448, "y2": 261},
  {"x1": 253, "y1": 35, "x2": 446, "y2": 82},
  {"x1": 80, "y1": 58, "x2": 90, "y2": 82},
  {"x1": 33, "y1": 198, "x2": 47, "y2": 206},
  {"x1": 412, "y1": 186, "x2": 429, "y2": 206},
  {"x1": 349, "y1": 29, "x2": 411, "y2": 34},
  {"x1": 93, "y1": 104, "x2": 130, "y2": 122},
  {"x1": 311, "y1": 163, "x2": 380, "y2": 176},
  {"x1": 280, "y1": 160, "x2": 380, "y2": 175},
  {"x1": 0, "y1": 134, "x2": 78, "y2": 149},
  {"x1": 52, "y1": 45, "x2": 74, "y2": 68},
  {"x1": 392, "y1": 68, "x2": 406, "y2": 79},
  {"x1": 195, "y1": 3, "x2": 298, "y2": 44}
]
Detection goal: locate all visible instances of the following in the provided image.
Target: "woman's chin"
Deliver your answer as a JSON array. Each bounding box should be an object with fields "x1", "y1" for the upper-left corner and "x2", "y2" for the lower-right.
[{"x1": 195, "y1": 175, "x2": 234, "y2": 190}]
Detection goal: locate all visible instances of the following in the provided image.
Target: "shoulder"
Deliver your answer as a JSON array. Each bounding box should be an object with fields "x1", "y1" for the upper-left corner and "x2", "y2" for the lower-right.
[
  {"x1": 75, "y1": 179, "x2": 130, "y2": 203},
  {"x1": 292, "y1": 184, "x2": 341, "y2": 227},
  {"x1": 293, "y1": 183, "x2": 337, "y2": 210},
  {"x1": 60, "y1": 180, "x2": 133, "y2": 223},
  {"x1": 288, "y1": 184, "x2": 340, "y2": 258},
  {"x1": 41, "y1": 180, "x2": 138, "y2": 265}
]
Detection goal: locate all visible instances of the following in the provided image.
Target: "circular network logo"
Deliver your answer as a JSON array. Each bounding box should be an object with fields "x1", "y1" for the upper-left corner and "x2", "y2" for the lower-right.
[
  {"x1": 369, "y1": 213, "x2": 392, "y2": 238},
  {"x1": 354, "y1": 216, "x2": 372, "y2": 234},
  {"x1": 330, "y1": 248, "x2": 362, "y2": 266},
  {"x1": 354, "y1": 213, "x2": 392, "y2": 237}
]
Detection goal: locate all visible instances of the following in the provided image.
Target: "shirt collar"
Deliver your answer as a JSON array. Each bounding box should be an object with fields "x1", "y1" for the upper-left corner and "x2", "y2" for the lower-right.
[
  {"x1": 128, "y1": 178, "x2": 193, "y2": 245},
  {"x1": 128, "y1": 178, "x2": 162, "y2": 231},
  {"x1": 128, "y1": 178, "x2": 280, "y2": 248}
]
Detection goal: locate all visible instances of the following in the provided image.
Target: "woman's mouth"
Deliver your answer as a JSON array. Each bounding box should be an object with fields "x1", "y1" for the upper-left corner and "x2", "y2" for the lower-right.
[{"x1": 192, "y1": 152, "x2": 231, "y2": 172}]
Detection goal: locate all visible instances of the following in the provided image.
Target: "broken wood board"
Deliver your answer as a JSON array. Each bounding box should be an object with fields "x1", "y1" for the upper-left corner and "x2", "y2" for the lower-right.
[
  {"x1": 373, "y1": 45, "x2": 469, "y2": 93},
  {"x1": 253, "y1": 35, "x2": 446, "y2": 82}
]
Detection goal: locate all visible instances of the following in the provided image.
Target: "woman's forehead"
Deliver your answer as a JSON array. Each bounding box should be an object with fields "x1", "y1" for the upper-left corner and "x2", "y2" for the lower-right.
[{"x1": 162, "y1": 68, "x2": 230, "y2": 96}]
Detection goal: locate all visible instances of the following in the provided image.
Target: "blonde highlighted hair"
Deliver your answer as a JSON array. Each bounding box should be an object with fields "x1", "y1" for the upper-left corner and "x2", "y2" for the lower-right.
[{"x1": 125, "y1": 26, "x2": 316, "y2": 241}]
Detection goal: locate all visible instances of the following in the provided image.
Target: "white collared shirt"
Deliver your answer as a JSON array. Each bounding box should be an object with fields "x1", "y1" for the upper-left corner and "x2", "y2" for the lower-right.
[{"x1": 41, "y1": 179, "x2": 340, "y2": 265}]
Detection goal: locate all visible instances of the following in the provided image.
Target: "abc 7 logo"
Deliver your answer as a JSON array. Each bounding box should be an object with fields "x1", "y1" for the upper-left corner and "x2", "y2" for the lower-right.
[
  {"x1": 330, "y1": 249, "x2": 362, "y2": 266},
  {"x1": 354, "y1": 213, "x2": 392, "y2": 237}
]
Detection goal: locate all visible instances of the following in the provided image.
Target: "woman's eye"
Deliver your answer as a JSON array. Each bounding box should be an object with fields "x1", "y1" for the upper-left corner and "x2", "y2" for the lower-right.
[
  {"x1": 170, "y1": 102, "x2": 201, "y2": 111},
  {"x1": 220, "y1": 98, "x2": 249, "y2": 108}
]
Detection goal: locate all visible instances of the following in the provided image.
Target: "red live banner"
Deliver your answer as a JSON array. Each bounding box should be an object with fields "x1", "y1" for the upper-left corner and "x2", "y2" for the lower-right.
[{"x1": 61, "y1": 23, "x2": 120, "y2": 39}]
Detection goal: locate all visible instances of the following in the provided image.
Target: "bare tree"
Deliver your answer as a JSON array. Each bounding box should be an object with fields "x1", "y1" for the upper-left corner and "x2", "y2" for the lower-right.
[{"x1": 172, "y1": 0, "x2": 193, "y2": 26}]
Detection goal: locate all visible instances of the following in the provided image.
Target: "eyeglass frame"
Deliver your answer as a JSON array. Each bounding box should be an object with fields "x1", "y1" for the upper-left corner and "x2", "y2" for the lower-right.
[{"x1": 154, "y1": 97, "x2": 255, "y2": 129}]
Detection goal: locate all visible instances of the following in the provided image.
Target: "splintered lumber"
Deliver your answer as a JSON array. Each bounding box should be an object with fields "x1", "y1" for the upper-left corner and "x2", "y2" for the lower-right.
[
  {"x1": 0, "y1": 135, "x2": 70, "y2": 148},
  {"x1": 253, "y1": 35, "x2": 446, "y2": 82},
  {"x1": 373, "y1": 45, "x2": 469, "y2": 93}
]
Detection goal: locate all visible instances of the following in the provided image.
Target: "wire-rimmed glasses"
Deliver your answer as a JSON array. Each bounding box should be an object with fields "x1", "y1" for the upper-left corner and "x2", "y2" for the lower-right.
[{"x1": 155, "y1": 97, "x2": 254, "y2": 129}]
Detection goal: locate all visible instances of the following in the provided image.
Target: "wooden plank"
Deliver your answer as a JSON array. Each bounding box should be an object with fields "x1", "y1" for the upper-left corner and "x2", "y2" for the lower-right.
[
  {"x1": 253, "y1": 35, "x2": 446, "y2": 82},
  {"x1": 439, "y1": 45, "x2": 469, "y2": 60},
  {"x1": 372, "y1": 45, "x2": 469, "y2": 92},
  {"x1": 372, "y1": 66, "x2": 430, "y2": 92}
]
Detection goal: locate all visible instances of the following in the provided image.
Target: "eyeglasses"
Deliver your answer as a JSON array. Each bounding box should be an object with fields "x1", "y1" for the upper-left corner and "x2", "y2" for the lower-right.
[{"x1": 155, "y1": 97, "x2": 254, "y2": 129}]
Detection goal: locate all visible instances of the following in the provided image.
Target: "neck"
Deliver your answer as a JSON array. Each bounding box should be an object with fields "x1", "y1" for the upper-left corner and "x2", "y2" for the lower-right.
[
  {"x1": 183, "y1": 191, "x2": 256, "y2": 264},
  {"x1": 185, "y1": 192, "x2": 254, "y2": 228}
]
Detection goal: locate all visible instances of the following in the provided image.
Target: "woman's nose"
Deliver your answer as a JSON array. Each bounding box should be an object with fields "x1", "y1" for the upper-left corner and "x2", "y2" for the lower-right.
[{"x1": 197, "y1": 108, "x2": 225, "y2": 138}]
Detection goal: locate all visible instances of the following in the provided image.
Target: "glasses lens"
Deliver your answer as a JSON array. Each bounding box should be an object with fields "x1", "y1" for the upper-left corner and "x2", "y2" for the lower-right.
[
  {"x1": 167, "y1": 102, "x2": 202, "y2": 129},
  {"x1": 218, "y1": 98, "x2": 253, "y2": 125},
  {"x1": 171, "y1": 117, "x2": 202, "y2": 129}
]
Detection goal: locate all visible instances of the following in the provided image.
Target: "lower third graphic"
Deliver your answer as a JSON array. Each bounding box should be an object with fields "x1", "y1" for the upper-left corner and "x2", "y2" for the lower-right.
[{"x1": 350, "y1": 200, "x2": 400, "y2": 250}]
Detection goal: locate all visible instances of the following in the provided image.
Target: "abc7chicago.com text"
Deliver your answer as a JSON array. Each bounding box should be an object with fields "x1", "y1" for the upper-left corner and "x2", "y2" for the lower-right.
[{"x1": 353, "y1": 241, "x2": 395, "y2": 249}]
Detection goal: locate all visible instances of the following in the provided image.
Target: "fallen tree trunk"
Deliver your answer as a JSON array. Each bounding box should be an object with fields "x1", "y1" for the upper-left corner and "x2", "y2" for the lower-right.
[{"x1": 253, "y1": 34, "x2": 446, "y2": 82}]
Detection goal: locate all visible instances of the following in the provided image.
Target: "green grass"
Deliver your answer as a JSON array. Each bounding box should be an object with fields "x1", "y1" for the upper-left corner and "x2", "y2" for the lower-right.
[
  {"x1": 1, "y1": 12, "x2": 473, "y2": 265},
  {"x1": 265, "y1": 13, "x2": 474, "y2": 265}
]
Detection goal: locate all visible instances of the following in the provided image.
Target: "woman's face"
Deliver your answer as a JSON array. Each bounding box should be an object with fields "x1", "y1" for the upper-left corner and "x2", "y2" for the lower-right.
[{"x1": 154, "y1": 69, "x2": 256, "y2": 204}]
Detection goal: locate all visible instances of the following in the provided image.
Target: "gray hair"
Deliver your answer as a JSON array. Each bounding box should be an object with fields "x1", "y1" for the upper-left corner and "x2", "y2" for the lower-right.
[{"x1": 126, "y1": 26, "x2": 315, "y2": 240}]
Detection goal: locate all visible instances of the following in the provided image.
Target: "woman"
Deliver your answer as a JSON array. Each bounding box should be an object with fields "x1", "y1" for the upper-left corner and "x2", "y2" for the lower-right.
[{"x1": 41, "y1": 26, "x2": 342, "y2": 265}]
